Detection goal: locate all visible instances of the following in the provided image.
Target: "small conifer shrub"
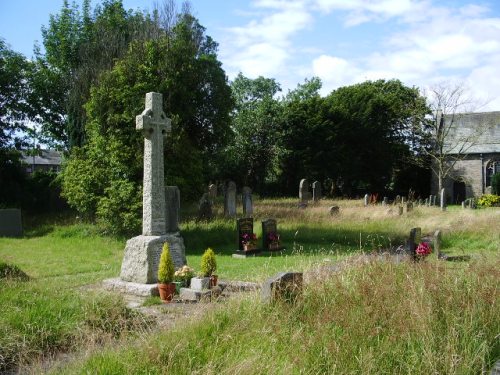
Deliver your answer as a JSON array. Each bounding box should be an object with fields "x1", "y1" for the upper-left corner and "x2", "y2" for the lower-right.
[
  {"x1": 200, "y1": 248, "x2": 217, "y2": 277},
  {"x1": 157, "y1": 243, "x2": 174, "y2": 283}
]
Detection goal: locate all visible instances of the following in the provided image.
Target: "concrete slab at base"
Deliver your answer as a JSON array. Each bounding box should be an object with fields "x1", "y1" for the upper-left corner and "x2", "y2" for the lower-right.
[
  {"x1": 103, "y1": 278, "x2": 159, "y2": 297},
  {"x1": 120, "y1": 233, "x2": 186, "y2": 284},
  {"x1": 179, "y1": 287, "x2": 212, "y2": 302}
]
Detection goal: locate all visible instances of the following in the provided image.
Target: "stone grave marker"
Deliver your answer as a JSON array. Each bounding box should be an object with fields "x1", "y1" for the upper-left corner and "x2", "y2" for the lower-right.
[
  {"x1": 236, "y1": 217, "x2": 259, "y2": 253},
  {"x1": 208, "y1": 184, "x2": 217, "y2": 202},
  {"x1": 312, "y1": 181, "x2": 322, "y2": 201},
  {"x1": 329, "y1": 206, "x2": 340, "y2": 216},
  {"x1": 165, "y1": 186, "x2": 180, "y2": 232},
  {"x1": 0, "y1": 209, "x2": 23, "y2": 237},
  {"x1": 398, "y1": 206, "x2": 403, "y2": 215},
  {"x1": 434, "y1": 229, "x2": 442, "y2": 258},
  {"x1": 462, "y1": 201, "x2": 466, "y2": 209},
  {"x1": 394, "y1": 195, "x2": 401, "y2": 205},
  {"x1": 382, "y1": 197, "x2": 389, "y2": 206},
  {"x1": 224, "y1": 181, "x2": 237, "y2": 217},
  {"x1": 242, "y1": 186, "x2": 253, "y2": 217},
  {"x1": 405, "y1": 202, "x2": 413, "y2": 213},
  {"x1": 262, "y1": 272, "x2": 303, "y2": 304},
  {"x1": 401, "y1": 196, "x2": 406, "y2": 204},
  {"x1": 440, "y1": 188, "x2": 446, "y2": 211},
  {"x1": 299, "y1": 179, "x2": 310, "y2": 204},
  {"x1": 120, "y1": 92, "x2": 186, "y2": 284},
  {"x1": 262, "y1": 219, "x2": 284, "y2": 251},
  {"x1": 364, "y1": 194, "x2": 369, "y2": 206},
  {"x1": 407, "y1": 227, "x2": 421, "y2": 259},
  {"x1": 198, "y1": 193, "x2": 213, "y2": 221}
]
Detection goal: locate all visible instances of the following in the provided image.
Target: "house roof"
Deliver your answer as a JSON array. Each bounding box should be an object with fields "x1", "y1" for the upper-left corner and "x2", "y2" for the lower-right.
[
  {"x1": 21, "y1": 149, "x2": 63, "y2": 166},
  {"x1": 443, "y1": 111, "x2": 500, "y2": 154}
]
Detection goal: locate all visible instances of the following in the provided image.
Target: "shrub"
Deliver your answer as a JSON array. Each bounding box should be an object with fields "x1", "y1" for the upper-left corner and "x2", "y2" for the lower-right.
[
  {"x1": 200, "y1": 248, "x2": 217, "y2": 277},
  {"x1": 157, "y1": 243, "x2": 174, "y2": 283},
  {"x1": 491, "y1": 173, "x2": 500, "y2": 195},
  {"x1": 477, "y1": 194, "x2": 500, "y2": 207}
]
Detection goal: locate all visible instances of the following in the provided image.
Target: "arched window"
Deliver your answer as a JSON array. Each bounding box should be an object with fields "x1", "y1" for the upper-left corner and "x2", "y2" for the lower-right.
[{"x1": 486, "y1": 160, "x2": 500, "y2": 187}]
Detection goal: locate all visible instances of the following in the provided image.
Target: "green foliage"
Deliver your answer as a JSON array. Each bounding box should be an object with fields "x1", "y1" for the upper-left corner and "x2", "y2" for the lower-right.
[
  {"x1": 491, "y1": 173, "x2": 500, "y2": 195},
  {"x1": 477, "y1": 194, "x2": 500, "y2": 207},
  {"x1": 157, "y1": 243, "x2": 175, "y2": 283},
  {"x1": 200, "y1": 247, "x2": 217, "y2": 277},
  {"x1": 0, "y1": 261, "x2": 29, "y2": 281}
]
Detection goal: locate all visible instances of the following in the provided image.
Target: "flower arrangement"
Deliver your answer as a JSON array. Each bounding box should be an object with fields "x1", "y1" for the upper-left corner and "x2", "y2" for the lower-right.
[
  {"x1": 267, "y1": 231, "x2": 280, "y2": 243},
  {"x1": 415, "y1": 242, "x2": 432, "y2": 258},
  {"x1": 241, "y1": 233, "x2": 257, "y2": 246},
  {"x1": 174, "y1": 265, "x2": 195, "y2": 286}
]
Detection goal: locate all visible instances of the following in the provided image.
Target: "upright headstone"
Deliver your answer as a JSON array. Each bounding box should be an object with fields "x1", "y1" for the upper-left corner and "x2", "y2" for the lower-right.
[
  {"x1": 395, "y1": 195, "x2": 401, "y2": 205},
  {"x1": 312, "y1": 181, "x2": 322, "y2": 201},
  {"x1": 364, "y1": 194, "x2": 369, "y2": 207},
  {"x1": 237, "y1": 217, "x2": 256, "y2": 251},
  {"x1": 165, "y1": 186, "x2": 180, "y2": 232},
  {"x1": 242, "y1": 186, "x2": 253, "y2": 217},
  {"x1": 224, "y1": 181, "x2": 237, "y2": 217},
  {"x1": 405, "y1": 202, "x2": 413, "y2": 213},
  {"x1": 0, "y1": 209, "x2": 23, "y2": 237},
  {"x1": 434, "y1": 230, "x2": 442, "y2": 258},
  {"x1": 198, "y1": 193, "x2": 213, "y2": 221},
  {"x1": 262, "y1": 219, "x2": 283, "y2": 251},
  {"x1": 401, "y1": 197, "x2": 406, "y2": 204},
  {"x1": 462, "y1": 201, "x2": 466, "y2": 209},
  {"x1": 208, "y1": 184, "x2": 217, "y2": 202},
  {"x1": 398, "y1": 206, "x2": 403, "y2": 216},
  {"x1": 407, "y1": 227, "x2": 422, "y2": 259},
  {"x1": 432, "y1": 195, "x2": 437, "y2": 206},
  {"x1": 299, "y1": 179, "x2": 310, "y2": 203},
  {"x1": 440, "y1": 188, "x2": 446, "y2": 211},
  {"x1": 120, "y1": 92, "x2": 186, "y2": 284},
  {"x1": 382, "y1": 197, "x2": 389, "y2": 206}
]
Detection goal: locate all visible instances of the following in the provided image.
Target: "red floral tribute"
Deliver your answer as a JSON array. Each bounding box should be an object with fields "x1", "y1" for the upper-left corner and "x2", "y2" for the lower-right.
[{"x1": 415, "y1": 242, "x2": 432, "y2": 257}]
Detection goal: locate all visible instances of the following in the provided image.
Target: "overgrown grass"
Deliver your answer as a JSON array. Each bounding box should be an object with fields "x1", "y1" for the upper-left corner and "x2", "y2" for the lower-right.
[
  {"x1": 53, "y1": 256, "x2": 500, "y2": 374},
  {"x1": 0, "y1": 199, "x2": 498, "y2": 372}
]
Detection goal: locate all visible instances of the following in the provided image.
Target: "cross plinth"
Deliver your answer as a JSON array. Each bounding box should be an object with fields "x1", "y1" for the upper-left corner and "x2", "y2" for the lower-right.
[{"x1": 137, "y1": 92, "x2": 171, "y2": 236}]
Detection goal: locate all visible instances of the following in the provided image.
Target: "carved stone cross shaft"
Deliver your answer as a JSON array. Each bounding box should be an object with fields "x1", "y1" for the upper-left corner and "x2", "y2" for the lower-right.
[{"x1": 136, "y1": 92, "x2": 171, "y2": 236}]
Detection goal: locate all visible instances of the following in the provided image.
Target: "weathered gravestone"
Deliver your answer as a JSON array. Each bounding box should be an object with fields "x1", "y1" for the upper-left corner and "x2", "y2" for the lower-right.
[
  {"x1": 394, "y1": 195, "x2": 401, "y2": 205},
  {"x1": 224, "y1": 181, "x2": 237, "y2": 217},
  {"x1": 208, "y1": 184, "x2": 217, "y2": 202},
  {"x1": 120, "y1": 92, "x2": 186, "y2": 284},
  {"x1": 198, "y1": 193, "x2": 213, "y2": 221},
  {"x1": 432, "y1": 195, "x2": 437, "y2": 206},
  {"x1": 262, "y1": 272, "x2": 303, "y2": 304},
  {"x1": 382, "y1": 197, "x2": 389, "y2": 206},
  {"x1": 329, "y1": 206, "x2": 340, "y2": 216},
  {"x1": 299, "y1": 179, "x2": 310, "y2": 206},
  {"x1": 440, "y1": 188, "x2": 446, "y2": 211},
  {"x1": 0, "y1": 209, "x2": 23, "y2": 237},
  {"x1": 312, "y1": 181, "x2": 322, "y2": 201},
  {"x1": 242, "y1": 186, "x2": 253, "y2": 217},
  {"x1": 364, "y1": 194, "x2": 369, "y2": 207},
  {"x1": 262, "y1": 219, "x2": 284, "y2": 251},
  {"x1": 165, "y1": 186, "x2": 180, "y2": 232},
  {"x1": 407, "y1": 227, "x2": 422, "y2": 260}
]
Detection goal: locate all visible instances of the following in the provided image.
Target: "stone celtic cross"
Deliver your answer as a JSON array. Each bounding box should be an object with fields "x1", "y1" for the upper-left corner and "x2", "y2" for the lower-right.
[{"x1": 136, "y1": 92, "x2": 171, "y2": 236}]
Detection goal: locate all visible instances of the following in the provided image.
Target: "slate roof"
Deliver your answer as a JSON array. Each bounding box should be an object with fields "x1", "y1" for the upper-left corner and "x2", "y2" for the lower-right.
[
  {"x1": 21, "y1": 149, "x2": 63, "y2": 166},
  {"x1": 443, "y1": 111, "x2": 500, "y2": 154}
]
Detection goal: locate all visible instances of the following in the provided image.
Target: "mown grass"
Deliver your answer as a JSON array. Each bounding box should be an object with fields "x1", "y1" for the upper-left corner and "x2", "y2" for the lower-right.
[
  {"x1": 0, "y1": 199, "x2": 498, "y2": 372},
  {"x1": 52, "y1": 257, "x2": 499, "y2": 374}
]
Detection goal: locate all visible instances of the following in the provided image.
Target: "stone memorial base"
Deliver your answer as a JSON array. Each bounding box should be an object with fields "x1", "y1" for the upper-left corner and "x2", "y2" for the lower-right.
[
  {"x1": 102, "y1": 278, "x2": 159, "y2": 297},
  {"x1": 232, "y1": 248, "x2": 286, "y2": 258},
  {"x1": 120, "y1": 233, "x2": 186, "y2": 284}
]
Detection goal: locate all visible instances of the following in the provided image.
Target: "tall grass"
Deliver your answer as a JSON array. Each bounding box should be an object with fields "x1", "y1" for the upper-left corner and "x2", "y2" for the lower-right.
[{"x1": 54, "y1": 256, "x2": 499, "y2": 374}]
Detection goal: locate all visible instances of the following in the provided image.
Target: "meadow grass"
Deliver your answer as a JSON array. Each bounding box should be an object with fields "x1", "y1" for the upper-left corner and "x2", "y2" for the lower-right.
[
  {"x1": 0, "y1": 199, "x2": 498, "y2": 372},
  {"x1": 52, "y1": 256, "x2": 499, "y2": 374}
]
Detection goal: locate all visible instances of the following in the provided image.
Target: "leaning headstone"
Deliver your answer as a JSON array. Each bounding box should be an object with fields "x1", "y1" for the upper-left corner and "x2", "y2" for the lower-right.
[
  {"x1": 440, "y1": 188, "x2": 446, "y2": 211},
  {"x1": 242, "y1": 186, "x2": 253, "y2": 217},
  {"x1": 262, "y1": 219, "x2": 284, "y2": 251},
  {"x1": 208, "y1": 184, "x2": 217, "y2": 202},
  {"x1": 0, "y1": 209, "x2": 23, "y2": 237},
  {"x1": 299, "y1": 179, "x2": 310, "y2": 203},
  {"x1": 120, "y1": 92, "x2": 186, "y2": 284},
  {"x1": 312, "y1": 181, "x2": 322, "y2": 201},
  {"x1": 329, "y1": 206, "x2": 340, "y2": 216},
  {"x1": 224, "y1": 181, "x2": 237, "y2": 217},
  {"x1": 364, "y1": 194, "x2": 369, "y2": 207},
  {"x1": 198, "y1": 193, "x2": 213, "y2": 221},
  {"x1": 165, "y1": 186, "x2": 180, "y2": 232},
  {"x1": 262, "y1": 272, "x2": 303, "y2": 304}
]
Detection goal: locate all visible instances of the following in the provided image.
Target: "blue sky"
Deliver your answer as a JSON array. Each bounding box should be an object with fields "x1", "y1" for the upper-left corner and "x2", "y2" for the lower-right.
[{"x1": 1, "y1": 0, "x2": 500, "y2": 109}]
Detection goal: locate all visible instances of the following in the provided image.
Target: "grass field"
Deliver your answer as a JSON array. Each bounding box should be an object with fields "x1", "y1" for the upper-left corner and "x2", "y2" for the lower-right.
[{"x1": 0, "y1": 199, "x2": 498, "y2": 373}]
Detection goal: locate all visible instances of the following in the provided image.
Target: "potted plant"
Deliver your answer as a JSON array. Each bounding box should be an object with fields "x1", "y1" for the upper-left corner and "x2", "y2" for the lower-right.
[
  {"x1": 241, "y1": 233, "x2": 257, "y2": 251},
  {"x1": 201, "y1": 247, "x2": 218, "y2": 287},
  {"x1": 157, "y1": 243, "x2": 176, "y2": 302},
  {"x1": 174, "y1": 265, "x2": 195, "y2": 291}
]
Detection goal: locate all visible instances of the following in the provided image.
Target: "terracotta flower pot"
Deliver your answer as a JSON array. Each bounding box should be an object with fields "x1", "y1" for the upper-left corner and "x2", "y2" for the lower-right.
[
  {"x1": 210, "y1": 274, "x2": 218, "y2": 287},
  {"x1": 158, "y1": 282, "x2": 176, "y2": 302}
]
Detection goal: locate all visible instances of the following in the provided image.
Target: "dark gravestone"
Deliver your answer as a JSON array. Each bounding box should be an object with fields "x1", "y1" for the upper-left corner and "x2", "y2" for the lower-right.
[
  {"x1": 0, "y1": 209, "x2": 23, "y2": 237},
  {"x1": 329, "y1": 206, "x2": 340, "y2": 216},
  {"x1": 312, "y1": 181, "x2": 322, "y2": 201},
  {"x1": 262, "y1": 219, "x2": 284, "y2": 251},
  {"x1": 407, "y1": 227, "x2": 421, "y2": 259},
  {"x1": 405, "y1": 202, "x2": 413, "y2": 213},
  {"x1": 237, "y1": 217, "x2": 257, "y2": 251},
  {"x1": 262, "y1": 272, "x2": 303, "y2": 304},
  {"x1": 165, "y1": 186, "x2": 180, "y2": 232}
]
